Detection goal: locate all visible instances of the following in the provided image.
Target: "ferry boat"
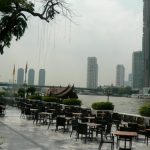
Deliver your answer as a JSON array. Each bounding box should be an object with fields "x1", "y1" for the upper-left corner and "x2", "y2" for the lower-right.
[
  {"x1": 131, "y1": 94, "x2": 150, "y2": 99},
  {"x1": 142, "y1": 94, "x2": 150, "y2": 99},
  {"x1": 131, "y1": 94, "x2": 140, "y2": 98}
]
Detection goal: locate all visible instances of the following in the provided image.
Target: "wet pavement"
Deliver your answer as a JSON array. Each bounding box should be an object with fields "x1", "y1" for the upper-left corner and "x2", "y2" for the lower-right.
[{"x1": 0, "y1": 106, "x2": 150, "y2": 150}]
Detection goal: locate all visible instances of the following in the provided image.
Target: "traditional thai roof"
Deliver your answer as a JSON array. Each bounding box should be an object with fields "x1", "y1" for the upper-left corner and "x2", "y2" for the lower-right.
[{"x1": 47, "y1": 85, "x2": 78, "y2": 99}]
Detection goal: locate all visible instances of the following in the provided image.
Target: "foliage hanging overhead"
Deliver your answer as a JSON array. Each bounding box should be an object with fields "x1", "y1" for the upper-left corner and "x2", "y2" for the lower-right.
[{"x1": 0, "y1": 0, "x2": 71, "y2": 54}]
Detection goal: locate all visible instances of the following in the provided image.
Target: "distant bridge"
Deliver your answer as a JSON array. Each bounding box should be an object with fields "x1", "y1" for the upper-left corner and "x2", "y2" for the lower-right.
[{"x1": 0, "y1": 82, "x2": 102, "y2": 94}]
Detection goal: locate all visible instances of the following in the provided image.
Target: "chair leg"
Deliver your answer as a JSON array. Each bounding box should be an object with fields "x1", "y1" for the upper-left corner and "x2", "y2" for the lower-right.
[
  {"x1": 116, "y1": 138, "x2": 119, "y2": 148},
  {"x1": 111, "y1": 142, "x2": 114, "y2": 150},
  {"x1": 48, "y1": 122, "x2": 51, "y2": 129},
  {"x1": 70, "y1": 130, "x2": 73, "y2": 137},
  {"x1": 76, "y1": 133, "x2": 79, "y2": 141},
  {"x1": 84, "y1": 134, "x2": 87, "y2": 143},
  {"x1": 55, "y1": 126, "x2": 58, "y2": 132},
  {"x1": 98, "y1": 142, "x2": 103, "y2": 150}
]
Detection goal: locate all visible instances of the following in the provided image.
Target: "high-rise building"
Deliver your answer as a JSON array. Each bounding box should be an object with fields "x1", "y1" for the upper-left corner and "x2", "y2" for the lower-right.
[
  {"x1": 38, "y1": 69, "x2": 45, "y2": 86},
  {"x1": 132, "y1": 51, "x2": 144, "y2": 89},
  {"x1": 116, "y1": 64, "x2": 125, "y2": 87},
  {"x1": 28, "y1": 69, "x2": 35, "y2": 85},
  {"x1": 143, "y1": 0, "x2": 150, "y2": 87},
  {"x1": 17, "y1": 68, "x2": 24, "y2": 86},
  {"x1": 87, "y1": 57, "x2": 98, "y2": 89},
  {"x1": 128, "y1": 73, "x2": 133, "y2": 87},
  {"x1": 124, "y1": 73, "x2": 133, "y2": 87}
]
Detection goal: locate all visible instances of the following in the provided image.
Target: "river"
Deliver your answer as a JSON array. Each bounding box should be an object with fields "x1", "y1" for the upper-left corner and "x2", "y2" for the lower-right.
[{"x1": 78, "y1": 95, "x2": 150, "y2": 115}]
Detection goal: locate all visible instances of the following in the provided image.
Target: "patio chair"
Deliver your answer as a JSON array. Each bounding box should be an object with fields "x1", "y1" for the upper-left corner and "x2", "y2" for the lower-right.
[
  {"x1": 105, "y1": 123, "x2": 113, "y2": 138},
  {"x1": 145, "y1": 130, "x2": 150, "y2": 145},
  {"x1": 48, "y1": 112, "x2": 57, "y2": 129},
  {"x1": 95, "y1": 119, "x2": 107, "y2": 137},
  {"x1": 98, "y1": 129, "x2": 114, "y2": 150},
  {"x1": 0, "y1": 106, "x2": 3, "y2": 116},
  {"x1": 128, "y1": 122, "x2": 138, "y2": 140},
  {"x1": 112, "y1": 113, "x2": 121, "y2": 130},
  {"x1": 24, "y1": 107, "x2": 31, "y2": 119},
  {"x1": 70, "y1": 118, "x2": 78, "y2": 137},
  {"x1": 55, "y1": 117, "x2": 66, "y2": 132},
  {"x1": 76, "y1": 123, "x2": 91, "y2": 143}
]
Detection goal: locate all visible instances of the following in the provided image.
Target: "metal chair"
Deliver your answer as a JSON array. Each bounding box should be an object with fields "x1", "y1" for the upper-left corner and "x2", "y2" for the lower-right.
[
  {"x1": 55, "y1": 117, "x2": 66, "y2": 132},
  {"x1": 70, "y1": 118, "x2": 78, "y2": 137},
  {"x1": 98, "y1": 129, "x2": 114, "y2": 150},
  {"x1": 76, "y1": 123, "x2": 91, "y2": 143},
  {"x1": 145, "y1": 129, "x2": 150, "y2": 145}
]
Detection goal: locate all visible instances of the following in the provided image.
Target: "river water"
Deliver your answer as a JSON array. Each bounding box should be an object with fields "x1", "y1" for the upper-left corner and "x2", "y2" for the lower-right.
[{"x1": 78, "y1": 95, "x2": 150, "y2": 115}]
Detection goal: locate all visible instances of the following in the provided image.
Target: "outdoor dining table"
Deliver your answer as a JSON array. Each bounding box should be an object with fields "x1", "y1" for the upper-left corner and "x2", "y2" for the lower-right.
[
  {"x1": 48, "y1": 109, "x2": 56, "y2": 113},
  {"x1": 72, "y1": 113, "x2": 82, "y2": 118},
  {"x1": 84, "y1": 116, "x2": 95, "y2": 123},
  {"x1": 82, "y1": 122, "x2": 102, "y2": 140},
  {"x1": 38, "y1": 112, "x2": 52, "y2": 124},
  {"x1": 30, "y1": 108, "x2": 38, "y2": 112},
  {"x1": 86, "y1": 122, "x2": 102, "y2": 128},
  {"x1": 145, "y1": 128, "x2": 150, "y2": 131},
  {"x1": 113, "y1": 130, "x2": 138, "y2": 150}
]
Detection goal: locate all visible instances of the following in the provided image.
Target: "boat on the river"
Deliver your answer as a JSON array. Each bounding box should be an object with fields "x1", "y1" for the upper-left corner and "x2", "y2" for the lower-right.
[{"x1": 131, "y1": 94, "x2": 150, "y2": 99}]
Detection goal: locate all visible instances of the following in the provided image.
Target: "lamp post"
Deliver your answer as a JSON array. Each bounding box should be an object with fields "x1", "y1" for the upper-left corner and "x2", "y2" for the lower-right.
[
  {"x1": 107, "y1": 90, "x2": 109, "y2": 102},
  {"x1": 106, "y1": 89, "x2": 111, "y2": 102}
]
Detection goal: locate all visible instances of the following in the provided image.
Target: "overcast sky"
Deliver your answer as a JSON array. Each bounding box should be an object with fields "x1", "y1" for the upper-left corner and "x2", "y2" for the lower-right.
[{"x1": 0, "y1": 0, "x2": 143, "y2": 87}]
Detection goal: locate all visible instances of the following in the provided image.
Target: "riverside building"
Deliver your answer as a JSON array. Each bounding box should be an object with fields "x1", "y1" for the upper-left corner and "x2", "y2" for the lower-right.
[
  {"x1": 143, "y1": 0, "x2": 150, "y2": 87},
  {"x1": 116, "y1": 64, "x2": 125, "y2": 87},
  {"x1": 38, "y1": 69, "x2": 45, "y2": 86},
  {"x1": 132, "y1": 51, "x2": 144, "y2": 89},
  {"x1": 28, "y1": 69, "x2": 35, "y2": 86},
  {"x1": 17, "y1": 68, "x2": 24, "y2": 86},
  {"x1": 87, "y1": 57, "x2": 98, "y2": 89}
]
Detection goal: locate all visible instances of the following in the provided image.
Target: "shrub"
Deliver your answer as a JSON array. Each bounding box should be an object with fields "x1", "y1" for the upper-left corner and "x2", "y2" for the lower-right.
[
  {"x1": 42, "y1": 96, "x2": 60, "y2": 103},
  {"x1": 92, "y1": 101, "x2": 114, "y2": 110},
  {"x1": 29, "y1": 95, "x2": 42, "y2": 100},
  {"x1": 63, "y1": 98, "x2": 81, "y2": 106},
  {"x1": 139, "y1": 103, "x2": 150, "y2": 117},
  {"x1": 0, "y1": 92, "x2": 5, "y2": 97}
]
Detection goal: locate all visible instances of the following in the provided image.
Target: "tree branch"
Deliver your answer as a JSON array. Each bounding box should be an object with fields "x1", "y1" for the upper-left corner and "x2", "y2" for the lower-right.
[{"x1": 21, "y1": 8, "x2": 50, "y2": 22}]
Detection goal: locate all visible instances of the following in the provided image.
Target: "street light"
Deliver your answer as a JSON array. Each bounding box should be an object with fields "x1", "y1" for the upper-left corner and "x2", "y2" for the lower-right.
[{"x1": 106, "y1": 89, "x2": 111, "y2": 102}]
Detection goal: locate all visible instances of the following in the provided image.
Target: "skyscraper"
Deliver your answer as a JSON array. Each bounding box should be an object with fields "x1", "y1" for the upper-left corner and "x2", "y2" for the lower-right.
[
  {"x1": 143, "y1": 0, "x2": 150, "y2": 87},
  {"x1": 28, "y1": 69, "x2": 35, "y2": 85},
  {"x1": 116, "y1": 64, "x2": 125, "y2": 87},
  {"x1": 87, "y1": 57, "x2": 98, "y2": 89},
  {"x1": 124, "y1": 73, "x2": 133, "y2": 87},
  {"x1": 132, "y1": 51, "x2": 144, "y2": 89},
  {"x1": 128, "y1": 73, "x2": 133, "y2": 87},
  {"x1": 17, "y1": 68, "x2": 24, "y2": 86},
  {"x1": 38, "y1": 69, "x2": 45, "y2": 86}
]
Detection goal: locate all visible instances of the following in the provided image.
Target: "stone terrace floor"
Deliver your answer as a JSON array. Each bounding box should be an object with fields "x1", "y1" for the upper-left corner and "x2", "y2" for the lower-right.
[{"x1": 0, "y1": 106, "x2": 150, "y2": 150}]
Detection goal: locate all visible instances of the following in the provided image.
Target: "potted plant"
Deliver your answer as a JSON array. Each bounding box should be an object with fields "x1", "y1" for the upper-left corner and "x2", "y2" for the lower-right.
[
  {"x1": 91, "y1": 101, "x2": 114, "y2": 115},
  {"x1": 63, "y1": 98, "x2": 82, "y2": 106},
  {"x1": 139, "y1": 103, "x2": 150, "y2": 117},
  {"x1": 43, "y1": 96, "x2": 60, "y2": 103}
]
